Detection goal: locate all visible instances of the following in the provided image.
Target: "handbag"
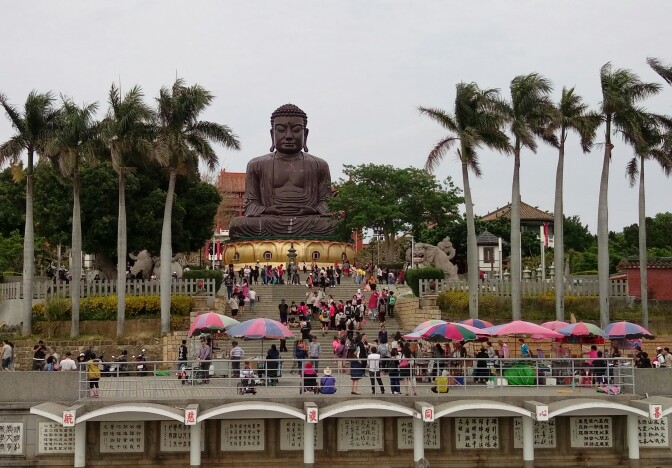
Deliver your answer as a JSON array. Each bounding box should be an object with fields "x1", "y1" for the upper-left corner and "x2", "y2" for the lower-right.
[{"x1": 399, "y1": 359, "x2": 410, "y2": 368}]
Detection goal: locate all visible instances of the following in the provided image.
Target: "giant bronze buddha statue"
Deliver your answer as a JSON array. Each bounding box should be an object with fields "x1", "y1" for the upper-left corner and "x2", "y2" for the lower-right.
[{"x1": 228, "y1": 104, "x2": 340, "y2": 240}]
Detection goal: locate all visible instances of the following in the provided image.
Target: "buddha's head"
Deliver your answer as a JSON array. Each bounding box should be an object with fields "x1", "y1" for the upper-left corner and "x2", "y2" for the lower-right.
[{"x1": 270, "y1": 104, "x2": 309, "y2": 154}]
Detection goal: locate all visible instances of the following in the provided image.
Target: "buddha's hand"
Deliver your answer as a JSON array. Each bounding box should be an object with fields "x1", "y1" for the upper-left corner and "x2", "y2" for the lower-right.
[
  {"x1": 298, "y1": 207, "x2": 319, "y2": 216},
  {"x1": 263, "y1": 206, "x2": 283, "y2": 215}
]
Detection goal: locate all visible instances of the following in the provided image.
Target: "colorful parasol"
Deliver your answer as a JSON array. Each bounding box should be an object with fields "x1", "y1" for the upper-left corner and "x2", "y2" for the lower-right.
[
  {"x1": 225, "y1": 318, "x2": 295, "y2": 340},
  {"x1": 541, "y1": 320, "x2": 569, "y2": 331},
  {"x1": 556, "y1": 322, "x2": 604, "y2": 337},
  {"x1": 413, "y1": 322, "x2": 478, "y2": 342},
  {"x1": 460, "y1": 318, "x2": 494, "y2": 329},
  {"x1": 413, "y1": 319, "x2": 447, "y2": 332},
  {"x1": 188, "y1": 312, "x2": 239, "y2": 337},
  {"x1": 603, "y1": 321, "x2": 655, "y2": 340},
  {"x1": 484, "y1": 320, "x2": 564, "y2": 339}
]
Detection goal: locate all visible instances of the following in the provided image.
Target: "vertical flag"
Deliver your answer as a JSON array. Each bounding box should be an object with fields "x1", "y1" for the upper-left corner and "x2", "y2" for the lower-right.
[{"x1": 543, "y1": 222, "x2": 549, "y2": 248}]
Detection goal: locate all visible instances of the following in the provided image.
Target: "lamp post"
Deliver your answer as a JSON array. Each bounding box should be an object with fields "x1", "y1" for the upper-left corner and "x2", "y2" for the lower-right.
[{"x1": 411, "y1": 235, "x2": 415, "y2": 269}]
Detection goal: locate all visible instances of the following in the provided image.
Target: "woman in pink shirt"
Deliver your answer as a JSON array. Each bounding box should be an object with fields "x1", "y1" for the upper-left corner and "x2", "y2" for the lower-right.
[{"x1": 368, "y1": 291, "x2": 380, "y2": 320}]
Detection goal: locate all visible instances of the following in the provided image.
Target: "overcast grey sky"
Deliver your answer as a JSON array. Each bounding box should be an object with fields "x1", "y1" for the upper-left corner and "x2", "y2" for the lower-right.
[{"x1": 1, "y1": 0, "x2": 671, "y2": 233}]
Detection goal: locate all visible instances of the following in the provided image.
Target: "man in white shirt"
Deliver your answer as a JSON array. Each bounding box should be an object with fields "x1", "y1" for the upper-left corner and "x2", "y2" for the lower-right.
[
  {"x1": 248, "y1": 288, "x2": 257, "y2": 311},
  {"x1": 1, "y1": 340, "x2": 13, "y2": 371},
  {"x1": 59, "y1": 351, "x2": 78, "y2": 371},
  {"x1": 367, "y1": 346, "x2": 385, "y2": 394},
  {"x1": 230, "y1": 341, "x2": 244, "y2": 378}
]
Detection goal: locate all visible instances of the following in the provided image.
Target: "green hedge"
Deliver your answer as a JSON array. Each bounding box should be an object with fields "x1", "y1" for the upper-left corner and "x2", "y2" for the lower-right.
[
  {"x1": 183, "y1": 269, "x2": 224, "y2": 291},
  {"x1": 405, "y1": 267, "x2": 445, "y2": 297},
  {"x1": 436, "y1": 290, "x2": 672, "y2": 322},
  {"x1": 32, "y1": 295, "x2": 194, "y2": 321}
]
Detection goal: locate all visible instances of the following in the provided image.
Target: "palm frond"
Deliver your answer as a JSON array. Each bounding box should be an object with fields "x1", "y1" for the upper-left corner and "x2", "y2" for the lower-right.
[
  {"x1": 425, "y1": 136, "x2": 458, "y2": 172},
  {"x1": 191, "y1": 121, "x2": 241, "y2": 150},
  {"x1": 625, "y1": 156, "x2": 639, "y2": 187},
  {"x1": 648, "y1": 57, "x2": 672, "y2": 85},
  {"x1": 418, "y1": 107, "x2": 458, "y2": 132}
]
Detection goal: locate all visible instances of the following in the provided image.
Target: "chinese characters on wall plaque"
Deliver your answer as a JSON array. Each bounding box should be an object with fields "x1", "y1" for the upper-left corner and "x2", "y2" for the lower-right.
[
  {"x1": 638, "y1": 417, "x2": 669, "y2": 447},
  {"x1": 337, "y1": 418, "x2": 384, "y2": 451},
  {"x1": 38, "y1": 422, "x2": 75, "y2": 454},
  {"x1": 570, "y1": 417, "x2": 612, "y2": 448},
  {"x1": 279, "y1": 419, "x2": 324, "y2": 451},
  {"x1": 397, "y1": 418, "x2": 440, "y2": 449},
  {"x1": 0, "y1": 423, "x2": 23, "y2": 455},
  {"x1": 221, "y1": 420, "x2": 265, "y2": 451},
  {"x1": 160, "y1": 421, "x2": 205, "y2": 452},
  {"x1": 513, "y1": 418, "x2": 556, "y2": 448},
  {"x1": 455, "y1": 418, "x2": 499, "y2": 449},
  {"x1": 100, "y1": 422, "x2": 145, "y2": 453}
]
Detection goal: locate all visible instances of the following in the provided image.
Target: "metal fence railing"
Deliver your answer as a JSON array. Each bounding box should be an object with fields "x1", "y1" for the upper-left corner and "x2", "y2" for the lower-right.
[{"x1": 76, "y1": 357, "x2": 635, "y2": 400}]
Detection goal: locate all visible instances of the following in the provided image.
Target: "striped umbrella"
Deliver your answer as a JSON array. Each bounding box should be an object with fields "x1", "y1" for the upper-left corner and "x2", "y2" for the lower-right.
[
  {"x1": 413, "y1": 319, "x2": 446, "y2": 332},
  {"x1": 603, "y1": 321, "x2": 655, "y2": 340},
  {"x1": 460, "y1": 318, "x2": 494, "y2": 329},
  {"x1": 415, "y1": 322, "x2": 478, "y2": 342},
  {"x1": 556, "y1": 322, "x2": 604, "y2": 337},
  {"x1": 541, "y1": 320, "x2": 569, "y2": 331},
  {"x1": 226, "y1": 318, "x2": 295, "y2": 340},
  {"x1": 484, "y1": 320, "x2": 564, "y2": 339},
  {"x1": 188, "y1": 312, "x2": 239, "y2": 337}
]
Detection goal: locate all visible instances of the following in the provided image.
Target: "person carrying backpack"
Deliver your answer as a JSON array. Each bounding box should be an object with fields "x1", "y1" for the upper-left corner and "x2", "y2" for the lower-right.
[{"x1": 87, "y1": 354, "x2": 102, "y2": 398}]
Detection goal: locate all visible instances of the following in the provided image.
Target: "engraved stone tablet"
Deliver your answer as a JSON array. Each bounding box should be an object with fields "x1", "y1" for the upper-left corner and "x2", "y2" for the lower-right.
[
  {"x1": 570, "y1": 417, "x2": 612, "y2": 448},
  {"x1": 38, "y1": 422, "x2": 75, "y2": 454},
  {"x1": 221, "y1": 420, "x2": 265, "y2": 451},
  {"x1": 638, "y1": 417, "x2": 669, "y2": 447},
  {"x1": 397, "y1": 418, "x2": 440, "y2": 449},
  {"x1": 337, "y1": 418, "x2": 384, "y2": 451},
  {"x1": 279, "y1": 419, "x2": 323, "y2": 451},
  {"x1": 160, "y1": 421, "x2": 205, "y2": 452},
  {"x1": 0, "y1": 423, "x2": 23, "y2": 455},
  {"x1": 100, "y1": 422, "x2": 145, "y2": 453},
  {"x1": 455, "y1": 417, "x2": 499, "y2": 449},
  {"x1": 513, "y1": 418, "x2": 556, "y2": 448}
]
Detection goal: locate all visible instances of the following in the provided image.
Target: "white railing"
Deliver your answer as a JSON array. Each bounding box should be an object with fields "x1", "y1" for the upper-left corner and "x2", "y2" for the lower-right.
[
  {"x1": 419, "y1": 278, "x2": 629, "y2": 298},
  {"x1": 1, "y1": 278, "x2": 216, "y2": 300}
]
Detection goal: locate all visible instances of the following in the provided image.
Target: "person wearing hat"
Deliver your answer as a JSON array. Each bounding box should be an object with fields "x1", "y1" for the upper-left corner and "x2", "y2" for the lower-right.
[
  {"x1": 431, "y1": 370, "x2": 450, "y2": 393},
  {"x1": 320, "y1": 367, "x2": 337, "y2": 394},
  {"x1": 59, "y1": 352, "x2": 78, "y2": 371}
]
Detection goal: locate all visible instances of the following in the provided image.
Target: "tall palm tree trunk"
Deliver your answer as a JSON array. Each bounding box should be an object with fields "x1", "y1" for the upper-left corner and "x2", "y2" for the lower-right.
[
  {"x1": 553, "y1": 134, "x2": 566, "y2": 321},
  {"x1": 638, "y1": 156, "x2": 649, "y2": 329},
  {"x1": 70, "y1": 169, "x2": 82, "y2": 337},
  {"x1": 461, "y1": 156, "x2": 479, "y2": 318},
  {"x1": 160, "y1": 170, "x2": 177, "y2": 334},
  {"x1": 597, "y1": 122, "x2": 612, "y2": 329},
  {"x1": 510, "y1": 147, "x2": 522, "y2": 320},
  {"x1": 22, "y1": 151, "x2": 35, "y2": 336},
  {"x1": 117, "y1": 169, "x2": 127, "y2": 336}
]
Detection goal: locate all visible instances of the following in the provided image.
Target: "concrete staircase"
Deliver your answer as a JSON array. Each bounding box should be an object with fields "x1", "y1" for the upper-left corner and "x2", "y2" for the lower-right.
[{"x1": 220, "y1": 282, "x2": 405, "y2": 360}]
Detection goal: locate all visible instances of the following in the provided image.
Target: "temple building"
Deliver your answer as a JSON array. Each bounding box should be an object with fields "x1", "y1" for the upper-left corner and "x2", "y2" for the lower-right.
[{"x1": 480, "y1": 200, "x2": 555, "y2": 248}]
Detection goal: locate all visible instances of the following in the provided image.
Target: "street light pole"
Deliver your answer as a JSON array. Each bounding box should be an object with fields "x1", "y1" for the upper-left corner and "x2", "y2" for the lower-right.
[{"x1": 411, "y1": 236, "x2": 415, "y2": 269}]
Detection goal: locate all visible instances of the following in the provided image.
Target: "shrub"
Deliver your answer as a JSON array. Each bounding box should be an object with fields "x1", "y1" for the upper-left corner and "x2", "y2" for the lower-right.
[
  {"x1": 405, "y1": 267, "x2": 444, "y2": 297},
  {"x1": 32, "y1": 294, "x2": 194, "y2": 321},
  {"x1": 183, "y1": 269, "x2": 224, "y2": 291}
]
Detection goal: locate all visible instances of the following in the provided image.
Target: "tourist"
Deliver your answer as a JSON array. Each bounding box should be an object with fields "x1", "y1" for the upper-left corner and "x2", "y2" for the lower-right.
[
  {"x1": 177, "y1": 339, "x2": 188, "y2": 373},
  {"x1": 636, "y1": 352, "x2": 652, "y2": 368},
  {"x1": 335, "y1": 338, "x2": 348, "y2": 374},
  {"x1": 230, "y1": 341, "x2": 244, "y2": 378},
  {"x1": 300, "y1": 320, "x2": 312, "y2": 341},
  {"x1": 498, "y1": 340, "x2": 510, "y2": 359},
  {"x1": 265, "y1": 344, "x2": 280, "y2": 384},
  {"x1": 278, "y1": 299, "x2": 289, "y2": 326},
  {"x1": 329, "y1": 301, "x2": 337, "y2": 330},
  {"x1": 367, "y1": 346, "x2": 385, "y2": 394},
  {"x1": 336, "y1": 307, "x2": 347, "y2": 332},
  {"x1": 584, "y1": 344, "x2": 598, "y2": 366},
  {"x1": 319, "y1": 367, "x2": 336, "y2": 394},
  {"x1": 433, "y1": 343, "x2": 446, "y2": 376},
  {"x1": 349, "y1": 335, "x2": 366, "y2": 395},
  {"x1": 592, "y1": 351, "x2": 608, "y2": 384},
  {"x1": 228, "y1": 295, "x2": 239, "y2": 318},
  {"x1": 354, "y1": 300, "x2": 364, "y2": 331},
  {"x1": 1, "y1": 340, "x2": 11, "y2": 371},
  {"x1": 292, "y1": 340, "x2": 307, "y2": 376},
  {"x1": 387, "y1": 291, "x2": 396, "y2": 317},
  {"x1": 224, "y1": 274, "x2": 234, "y2": 299},
  {"x1": 432, "y1": 370, "x2": 450, "y2": 393},
  {"x1": 519, "y1": 338, "x2": 530, "y2": 358},
  {"x1": 368, "y1": 290, "x2": 379, "y2": 321},
  {"x1": 248, "y1": 287, "x2": 257, "y2": 311},
  {"x1": 663, "y1": 348, "x2": 672, "y2": 368},
  {"x1": 302, "y1": 362, "x2": 318, "y2": 393},
  {"x1": 319, "y1": 305, "x2": 329, "y2": 335},
  {"x1": 473, "y1": 347, "x2": 490, "y2": 383},
  {"x1": 44, "y1": 355, "x2": 57, "y2": 371},
  {"x1": 297, "y1": 301, "x2": 308, "y2": 322},
  {"x1": 240, "y1": 362, "x2": 257, "y2": 394},
  {"x1": 388, "y1": 348, "x2": 401, "y2": 394},
  {"x1": 308, "y1": 336, "x2": 321, "y2": 370},
  {"x1": 87, "y1": 353, "x2": 101, "y2": 398},
  {"x1": 59, "y1": 351, "x2": 77, "y2": 371},
  {"x1": 377, "y1": 291, "x2": 387, "y2": 324},
  {"x1": 198, "y1": 339, "x2": 212, "y2": 383},
  {"x1": 399, "y1": 346, "x2": 416, "y2": 396},
  {"x1": 32, "y1": 340, "x2": 47, "y2": 371}
]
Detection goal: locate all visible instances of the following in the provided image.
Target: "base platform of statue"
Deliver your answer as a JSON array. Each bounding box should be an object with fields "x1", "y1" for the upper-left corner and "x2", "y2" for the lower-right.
[{"x1": 223, "y1": 239, "x2": 355, "y2": 266}]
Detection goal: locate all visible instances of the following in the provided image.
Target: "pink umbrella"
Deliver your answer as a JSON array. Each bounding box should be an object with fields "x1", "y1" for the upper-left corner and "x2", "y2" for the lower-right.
[
  {"x1": 188, "y1": 312, "x2": 239, "y2": 337},
  {"x1": 413, "y1": 319, "x2": 446, "y2": 332},
  {"x1": 460, "y1": 318, "x2": 494, "y2": 329},
  {"x1": 485, "y1": 320, "x2": 564, "y2": 339},
  {"x1": 541, "y1": 320, "x2": 569, "y2": 331}
]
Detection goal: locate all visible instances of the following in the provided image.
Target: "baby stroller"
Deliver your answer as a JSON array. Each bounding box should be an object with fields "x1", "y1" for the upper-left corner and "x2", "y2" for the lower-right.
[{"x1": 237, "y1": 368, "x2": 258, "y2": 395}]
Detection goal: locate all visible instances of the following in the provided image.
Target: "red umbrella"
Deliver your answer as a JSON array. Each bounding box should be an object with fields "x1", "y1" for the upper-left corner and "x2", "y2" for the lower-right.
[
  {"x1": 603, "y1": 321, "x2": 655, "y2": 340},
  {"x1": 485, "y1": 320, "x2": 564, "y2": 339},
  {"x1": 541, "y1": 320, "x2": 569, "y2": 331}
]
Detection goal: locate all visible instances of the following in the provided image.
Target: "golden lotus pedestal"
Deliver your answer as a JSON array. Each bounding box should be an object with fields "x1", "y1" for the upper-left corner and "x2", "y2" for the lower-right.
[{"x1": 222, "y1": 239, "x2": 355, "y2": 267}]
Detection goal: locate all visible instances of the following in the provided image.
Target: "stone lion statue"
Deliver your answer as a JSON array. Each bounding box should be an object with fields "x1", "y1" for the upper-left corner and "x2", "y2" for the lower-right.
[{"x1": 406, "y1": 236, "x2": 458, "y2": 279}]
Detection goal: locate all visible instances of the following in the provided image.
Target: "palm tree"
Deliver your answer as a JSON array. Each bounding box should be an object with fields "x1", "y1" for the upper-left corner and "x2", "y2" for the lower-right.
[
  {"x1": 46, "y1": 98, "x2": 102, "y2": 337},
  {"x1": 506, "y1": 74, "x2": 558, "y2": 320},
  {"x1": 101, "y1": 84, "x2": 154, "y2": 336},
  {"x1": 647, "y1": 57, "x2": 672, "y2": 85},
  {"x1": 154, "y1": 79, "x2": 241, "y2": 333},
  {"x1": 551, "y1": 88, "x2": 601, "y2": 321},
  {"x1": 597, "y1": 63, "x2": 661, "y2": 328},
  {"x1": 0, "y1": 91, "x2": 58, "y2": 335},
  {"x1": 625, "y1": 115, "x2": 672, "y2": 330},
  {"x1": 419, "y1": 83, "x2": 510, "y2": 318}
]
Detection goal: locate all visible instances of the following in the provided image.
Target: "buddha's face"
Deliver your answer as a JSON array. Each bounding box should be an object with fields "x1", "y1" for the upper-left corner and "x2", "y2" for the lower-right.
[{"x1": 271, "y1": 115, "x2": 308, "y2": 154}]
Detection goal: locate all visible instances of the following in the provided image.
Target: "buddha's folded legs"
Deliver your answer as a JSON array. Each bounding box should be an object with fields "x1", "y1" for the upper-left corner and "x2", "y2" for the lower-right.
[{"x1": 229, "y1": 215, "x2": 339, "y2": 240}]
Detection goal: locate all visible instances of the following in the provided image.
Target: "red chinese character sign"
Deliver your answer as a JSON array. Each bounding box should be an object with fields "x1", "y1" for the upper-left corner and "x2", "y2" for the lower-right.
[
  {"x1": 62, "y1": 411, "x2": 75, "y2": 427},
  {"x1": 185, "y1": 405, "x2": 198, "y2": 426},
  {"x1": 423, "y1": 408, "x2": 434, "y2": 423},
  {"x1": 536, "y1": 406, "x2": 549, "y2": 422},
  {"x1": 307, "y1": 407, "x2": 318, "y2": 424},
  {"x1": 650, "y1": 405, "x2": 663, "y2": 420}
]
